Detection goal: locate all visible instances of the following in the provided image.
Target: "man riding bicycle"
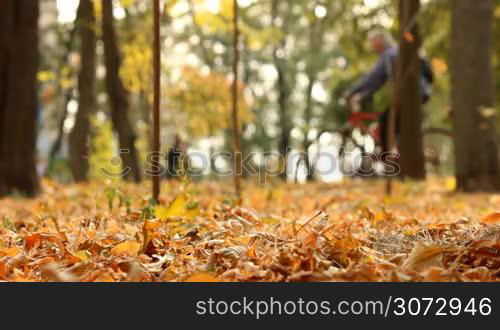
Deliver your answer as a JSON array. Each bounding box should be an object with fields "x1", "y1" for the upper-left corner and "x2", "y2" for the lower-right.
[{"x1": 344, "y1": 29, "x2": 434, "y2": 154}]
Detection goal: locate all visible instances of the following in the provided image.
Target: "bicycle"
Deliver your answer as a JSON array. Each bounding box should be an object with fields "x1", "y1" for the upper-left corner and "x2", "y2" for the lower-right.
[{"x1": 333, "y1": 97, "x2": 451, "y2": 177}]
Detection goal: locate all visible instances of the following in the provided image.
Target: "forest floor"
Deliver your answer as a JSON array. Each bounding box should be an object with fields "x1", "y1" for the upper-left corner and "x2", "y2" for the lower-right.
[{"x1": 1, "y1": 177, "x2": 499, "y2": 282}]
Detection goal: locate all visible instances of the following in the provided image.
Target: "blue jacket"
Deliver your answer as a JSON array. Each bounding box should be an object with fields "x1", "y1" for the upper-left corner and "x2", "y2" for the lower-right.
[{"x1": 349, "y1": 47, "x2": 432, "y2": 103}]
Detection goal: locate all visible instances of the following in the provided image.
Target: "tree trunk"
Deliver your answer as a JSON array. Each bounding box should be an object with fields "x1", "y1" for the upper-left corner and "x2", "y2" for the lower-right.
[
  {"x1": 397, "y1": 0, "x2": 426, "y2": 180},
  {"x1": 102, "y1": 0, "x2": 142, "y2": 182},
  {"x1": 152, "y1": 0, "x2": 161, "y2": 202},
  {"x1": 271, "y1": 0, "x2": 292, "y2": 181},
  {"x1": 0, "y1": 0, "x2": 40, "y2": 197},
  {"x1": 302, "y1": 74, "x2": 315, "y2": 182},
  {"x1": 276, "y1": 64, "x2": 292, "y2": 181},
  {"x1": 451, "y1": 0, "x2": 500, "y2": 191},
  {"x1": 68, "y1": 0, "x2": 96, "y2": 182}
]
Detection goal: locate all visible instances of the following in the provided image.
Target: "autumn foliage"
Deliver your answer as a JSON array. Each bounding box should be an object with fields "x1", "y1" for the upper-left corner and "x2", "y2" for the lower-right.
[{"x1": 1, "y1": 178, "x2": 499, "y2": 282}]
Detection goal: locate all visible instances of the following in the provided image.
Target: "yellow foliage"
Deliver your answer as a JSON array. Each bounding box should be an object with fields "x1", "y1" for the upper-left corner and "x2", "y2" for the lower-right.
[
  {"x1": 121, "y1": 35, "x2": 153, "y2": 94},
  {"x1": 190, "y1": 0, "x2": 279, "y2": 51},
  {"x1": 93, "y1": 0, "x2": 102, "y2": 18},
  {"x1": 168, "y1": 66, "x2": 252, "y2": 137},
  {"x1": 120, "y1": 0, "x2": 135, "y2": 9}
]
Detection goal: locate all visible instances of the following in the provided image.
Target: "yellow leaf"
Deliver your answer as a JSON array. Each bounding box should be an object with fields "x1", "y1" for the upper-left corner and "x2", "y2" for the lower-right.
[
  {"x1": 73, "y1": 250, "x2": 91, "y2": 262},
  {"x1": 110, "y1": 241, "x2": 141, "y2": 256},
  {"x1": 0, "y1": 247, "x2": 21, "y2": 257},
  {"x1": 184, "y1": 207, "x2": 200, "y2": 219},
  {"x1": 184, "y1": 273, "x2": 219, "y2": 282},
  {"x1": 165, "y1": 194, "x2": 188, "y2": 218},
  {"x1": 445, "y1": 177, "x2": 456, "y2": 191},
  {"x1": 154, "y1": 206, "x2": 171, "y2": 220},
  {"x1": 261, "y1": 216, "x2": 279, "y2": 225},
  {"x1": 155, "y1": 194, "x2": 199, "y2": 220},
  {"x1": 373, "y1": 211, "x2": 386, "y2": 226}
]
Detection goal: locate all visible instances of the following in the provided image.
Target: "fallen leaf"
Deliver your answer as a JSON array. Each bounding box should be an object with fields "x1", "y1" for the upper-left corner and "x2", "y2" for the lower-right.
[
  {"x1": 110, "y1": 241, "x2": 141, "y2": 256},
  {"x1": 0, "y1": 247, "x2": 21, "y2": 257},
  {"x1": 73, "y1": 250, "x2": 91, "y2": 262},
  {"x1": 24, "y1": 233, "x2": 42, "y2": 251},
  {"x1": 184, "y1": 273, "x2": 219, "y2": 282},
  {"x1": 403, "y1": 244, "x2": 446, "y2": 271},
  {"x1": 482, "y1": 212, "x2": 500, "y2": 224},
  {"x1": 445, "y1": 177, "x2": 456, "y2": 191},
  {"x1": 155, "y1": 194, "x2": 199, "y2": 220}
]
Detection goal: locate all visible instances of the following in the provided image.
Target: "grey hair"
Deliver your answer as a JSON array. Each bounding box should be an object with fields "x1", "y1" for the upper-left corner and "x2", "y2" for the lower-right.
[{"x1": 368, "y1": 29, "x2": 396, "y2": 48}]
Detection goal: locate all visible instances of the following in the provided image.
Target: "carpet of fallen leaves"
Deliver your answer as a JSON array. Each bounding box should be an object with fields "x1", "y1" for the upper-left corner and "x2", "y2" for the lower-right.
[{"x1": 1, "y1": 177, "x2": 500, "y2": 282}]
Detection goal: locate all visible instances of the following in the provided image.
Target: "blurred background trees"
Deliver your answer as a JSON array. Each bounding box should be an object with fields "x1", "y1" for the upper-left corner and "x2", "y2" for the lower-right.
[{"x1": 1, "y1": 0, "x2": 499, "y2": 196}]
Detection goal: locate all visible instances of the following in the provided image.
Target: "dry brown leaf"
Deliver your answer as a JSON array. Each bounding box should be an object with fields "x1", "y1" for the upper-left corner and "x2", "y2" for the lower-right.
[
  {"x1": 481, "y1": 212, "x2": 500, "y2": 224},
  {"x1": 402, "y1": 244, "x2": 446, "y2": 271}
]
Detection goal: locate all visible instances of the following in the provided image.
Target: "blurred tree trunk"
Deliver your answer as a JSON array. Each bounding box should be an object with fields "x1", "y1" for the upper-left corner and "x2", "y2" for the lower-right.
[
  {"x1": 276, "y1": 64, "x2": 292, "y2": 181},
  {"x1": 0, "y1": 0, "x2": 40, "y2": 197},
  {"x1": 451, "y1": 0, "x2": 500, "y2": 191},
  {"x1": 302, "y1": 73, "x2": 315, "y2": 181},
  {"x1": 397, "y1": 0, "x2": 426, "y2": 180},
  {"x1": 68, "y1": 0, "x2": 96, "y2": 182},
  {"x1": 271, "y1": 0, "x2": 292, "y2": 181},
  {"x1": 231, "y1": 0, "x2": 242, "y2": 201},
  {"x1": 102, "y1": 0, "x2": 142, "y2": 182}
]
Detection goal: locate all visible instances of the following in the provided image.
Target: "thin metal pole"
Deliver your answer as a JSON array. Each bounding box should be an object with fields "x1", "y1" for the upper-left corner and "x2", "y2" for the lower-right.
[
  {"x1": 152, "y1": 0, "x2": 161, "y2": 202},
  {"x1": 386, "y1": 1, "x2": 403, "y2": 196},
  {"x1": 231, "y1": 0, "x2": 242, "y2": 203}
]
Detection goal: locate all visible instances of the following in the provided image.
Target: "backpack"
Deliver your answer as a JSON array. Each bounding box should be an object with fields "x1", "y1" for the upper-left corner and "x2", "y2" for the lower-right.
[{"x1": 421, "y1": 58, "x2": 434, "y2": 85}]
